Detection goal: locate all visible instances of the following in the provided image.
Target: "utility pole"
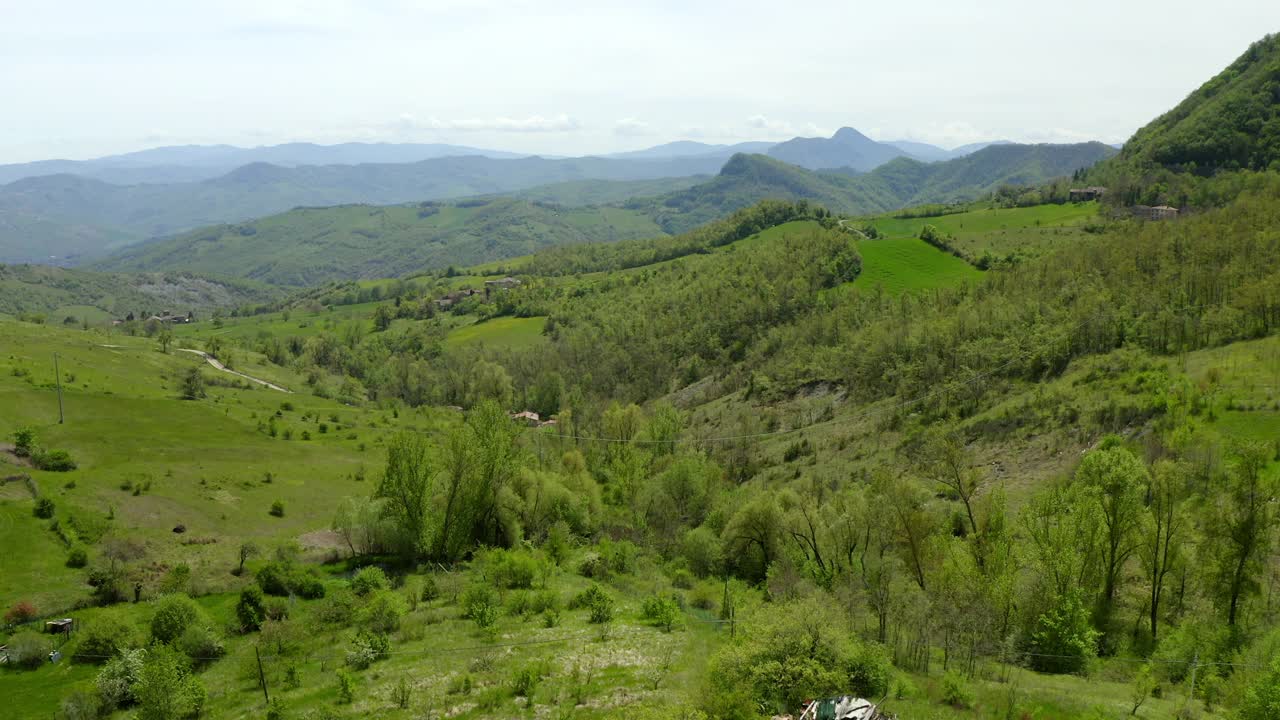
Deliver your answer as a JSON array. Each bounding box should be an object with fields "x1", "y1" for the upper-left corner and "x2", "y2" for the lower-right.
[
  {"x1": 53, "y1": 353, "x2": 64, "y2": 424},
  {"x1": 255, "y1": 645, "x2": 270, "y2": 702}
]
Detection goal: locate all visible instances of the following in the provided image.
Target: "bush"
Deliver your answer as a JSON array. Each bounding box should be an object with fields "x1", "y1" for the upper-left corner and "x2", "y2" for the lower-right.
[
  {"x1": 177, "y1": 624, "x2": 225, "y2": 664},
  {"x1": 64, "y1": 545, "x2": 89, "y2": 568},
  {"x1": 292, "y1": 573, "x2": 326, "y2": 599},
  {"x1": 941, "y1": 671, "x2": 975, "y2": 708},
  {"x1": 96, "y1": 647, "x2": 146, "y2": 711},
  {"x1": 6, "y1": 630, "x2": 47, "y2": 669},
  {"x1": 490, "y1": 549, "x2": 539, "y2": 589},
  {"x1": 269, "y1": 500, "x2": 285, "y2": 517},
  {"x1": 34, "y1": 449, "x2": 77, "y2": 472},
  {"x1": 344, "y1": 629, "x2": 390, "y2": 669},
  {"x1": 420, "y1": 575, "x2": 439, "y2": 602},
  {"x1": 12, "y1": 427, "x2": 36, "y2": 457},
  {"x1": 236, "y1": 586, "x2": 266, "y2": 632},
  {"x1": 4, "y1": 600, "x2": 38, "y2": 625},
  {"x1": 256, "y1": 562, "x2": 293, "y2": 596},
  {"x1": 706, "y1": 598, "x2": 889, "y2": 713},
  {"x1": 511, "y1": 665, "x2": 543, "y2": 697},
  {"x1": 314, "y1": 589, "x2": 358, "y2": 626},
  {"x1": 642, "y1": 594, "x2": 681, "y2": 632},
  {"x1": 34, "y1": 497, "x2": 56, "y2": 518},
  {"x1": 350, "y1": 566, "x2": 389, "y2": 596},
  {"x1": 1029, "y1": 591, "x2": 1099, "y2": 675},
  {"x1": 74, "y1": 610, "x2": 142, "y2": 662},
  {"x1": 56, "y1": 689, "x2": 101, "y2": 720},
  {"x1": 360, "y1": 592, "x2": 406, "y2": 634},
  {"x1": 461, "y1": 584, "x2": 498, "y2": 621},
  {"x1": 682, "y1": 527, "x2": 723, "y2": 578},
  {"x1": 149, "y1": 594, "x2": 204, "y2": 644}
]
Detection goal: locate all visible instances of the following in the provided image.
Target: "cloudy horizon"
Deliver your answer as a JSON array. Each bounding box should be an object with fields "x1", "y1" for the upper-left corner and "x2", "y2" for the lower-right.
[{"x1": 2, "y1": 0, "x2": 1276, "y2": 163}]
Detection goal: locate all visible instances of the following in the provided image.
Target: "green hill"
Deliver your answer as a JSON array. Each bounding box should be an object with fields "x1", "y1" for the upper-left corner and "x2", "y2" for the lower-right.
[
  {"x1": 1116, "y1": 33, "x2": 1280, "y2": 174},
  {"x1": 0, "y1": 154, "x2": 730, "y2": 263},
  {"x1": 0, "y1": 265, "x2": 280, "y2": 319},
  {"x1": 631, "y1": 142, "x2": 1117, "y2": 233},
  {"x1": 92, "y1": 198, "x2": 666, "y2": 286}
]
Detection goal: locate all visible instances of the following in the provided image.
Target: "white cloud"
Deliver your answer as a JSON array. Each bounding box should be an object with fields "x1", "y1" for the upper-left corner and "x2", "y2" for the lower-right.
[
  {"x1": 613, "y1": 118, "x2": 651, "y2": 136},
  {"x1": 418, "y1": 114, "x2": 581, "y2": 133}
]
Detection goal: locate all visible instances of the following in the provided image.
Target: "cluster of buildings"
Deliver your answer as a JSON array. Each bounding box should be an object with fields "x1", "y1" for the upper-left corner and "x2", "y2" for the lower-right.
[
  {"x1": 111, "y1": 311, "x2": 194, "y2": 326},
  {"x1": 1068, "y1": 186, "x2": 1180, "y2": 221},
  {"x1": 434, "y1": 276, "x2": 523, "y2": 310}
]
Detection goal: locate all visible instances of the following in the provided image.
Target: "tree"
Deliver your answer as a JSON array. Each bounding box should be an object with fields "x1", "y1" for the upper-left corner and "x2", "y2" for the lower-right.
[
  {"x1": 376, "y1": 431, "x2": 437, "y2": 559},
  {"x1": 923, "y1": 433, "x2": 985, "y2": 538},
  {"x1": 134, "y1": 645, "x2": 204, "y2": 720},
  {"x1": 1028, "y1": 590, "x2": 1098, "y2": 675},
  {"x1": 1237, "y1": 657, "x2": 1280, "y2": 720},
  {"x1": 1130, "y1": 663, "x2": 1156, "y2": 715},
  {"x1": 236, "y1": 586, "x2": 266, "y2": 632},
  {"x1": 1139, "y1": 461, "x2": 1188, "y2": 643},
  {"x1": 373, "y1": 304, "x2": 393, "y2": 332},
  {"x1": 1208, "y1": 441, "x2": 1278, "y2": 632},
  {"x1": 1075, "y1": 438, "x2": 1147, "y2": 641},
  {"x1": 236, "y1": 541, "x2": 259, "y2": 576},
  {"x1": 180, "y1": 367, "x2": 205, "y2": 400},
  {"x1": 157, "y1": 326, "x2": 174, "y2": 354},
  {"x1": 149, "y1": 594, "x2": 203, "y2": 644},
  {"x1": 11, "y1": 427, "x2": 36, "y2": 457},
  {"x1": 722, "y1": 493, "x2": 783, "y2": 581}
]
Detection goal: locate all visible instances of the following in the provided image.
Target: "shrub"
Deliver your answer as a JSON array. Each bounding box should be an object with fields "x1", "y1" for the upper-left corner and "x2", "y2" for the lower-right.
[
  {"x1": 256, "y1": 562, "x2": 293, "y2": 596},
  {"x1": 177, "y1": 624, "x2": 225, "y2": 664},
  {"x1": 314, "y1": 589, "x2": 358, "y2": 626},
  {"x1": 4, "y1": 600, "x2": 38, "y2": 625},
  {"x1": 74, "y1": 610, "x2": 142, "y2": 662},
  {"x1": 34, "y1": 449, "x2": 77, "y2": 471},
  {"x1": 266, "y1": 697, "x2": 287, "y2": 720},
  {"x1": 361, "y1": 592, "x2": 407, "y2": 634},
  {"x1": 941, "y1": 671, "x2": 975, "y2": 708},
  {"x1": 6, "y1": 630, "x2": 47, "y2": 669},
  {"x1": 542, "y1": 608, "x2": 561, "y2": 628},
  {"x1": 57, "y1": 689, "x2": 101, "y2": 720},
  {"x1": 149, "y1": 594, "x2": 204, "y2": 644},
  {"x1": 511, "y1": 665, "x2": 542, "y2": 697},
  {"x1": 265, "y1": 597, "x2": 290, "y2": 622},
  {"x1": 292, "y1": 573, "x2": 326, "y2": 599},
  {"x1": 34, "y1": 497, "x2": 56, "y2": 518},
  {"x1": 490, "y1": 549, "x2": 539, "y2": 589},
  {"x1": 96, "y1": 647, "x2": 146, "y2": 711},
  {"x1": 344, "y1": 629, "x2": 390, "y2": 670},
  {"x1": 461, "y1": 584, "x2": 498, "y2": 621},
  {"x1": 420, "y1": 575, "x2": 439, "y2": 602},
  {"x1": 391, "y1": 676, "x2": 412, "y2": 709},
  {"x1": 12, "y1": 427, "x2": 36, "y2": 457},
  {"x1": 350, "y1": 566, "x2": 389, "y2": 596},
  {"x1": 642, "y1": 594, "x2": 681, "y2": 632},
  {"x1": 1029, "y1": 591, "x2": 1099, "y2": 675},
  {"x1": 681, "y1": 527, "x2": 723, "y2": 578},
  {"x1": 269, "y1": 500, "x2": 285, "y2": 517},
  {"x1": 236, "y1": 586, "x2": 266, "y2": 632}
]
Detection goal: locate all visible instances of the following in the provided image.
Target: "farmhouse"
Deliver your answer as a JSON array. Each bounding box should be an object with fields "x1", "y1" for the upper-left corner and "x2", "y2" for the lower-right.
[
  {"x1": 435, "y1": 289, "x2": 479, "y2": 309},
  {"x1": 509, "y1": 410, "x2": 541, "y2": 426},
  {"x1": 1069, "y1": 186, "x2": 1107, "y2": 202},
  {"x1": 484, "y1": 276, "x2": 522, "y2": 290},
  {"x1": 1132, "y1": 204, "x2": 1180, "y2": 220}
]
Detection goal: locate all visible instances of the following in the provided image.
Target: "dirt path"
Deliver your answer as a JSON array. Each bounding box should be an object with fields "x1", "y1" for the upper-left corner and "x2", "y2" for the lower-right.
[{"x1": 176, "y1": 348, "x2": 292, "y2": 393}]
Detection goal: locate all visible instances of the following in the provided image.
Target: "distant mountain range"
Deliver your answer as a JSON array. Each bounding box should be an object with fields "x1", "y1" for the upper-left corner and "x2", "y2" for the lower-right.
[
  {"x1": 0, "y1": 131, "x2": 1116, "y2": 264},
  {"x1": 630, "y1": 142, "x2": 1119, "y2": 233},
  {"x1": 88, "y1": 141, "x2": 1117, "y2": 284}
]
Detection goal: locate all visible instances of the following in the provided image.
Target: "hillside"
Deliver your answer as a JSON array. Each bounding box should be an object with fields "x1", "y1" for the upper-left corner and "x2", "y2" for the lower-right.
[
  {"x1": 767, "y1": 126, "x2": 907, "y2": 170},
  {"x1": 1114, "y1": 33, "x2": 1280, "y2": 174},
  {"x1": 93, "y1": 198, "x2": 666, "y2": 286},
  {"x1": 0, "y1": 154, "x2": 730, "y2": 263},
  {"x1": 631, "y1": 142, "x2": 1117, "y2": 233},
  {"x1": 0, "y1": 265, "x2": 281, "y2": 319}
]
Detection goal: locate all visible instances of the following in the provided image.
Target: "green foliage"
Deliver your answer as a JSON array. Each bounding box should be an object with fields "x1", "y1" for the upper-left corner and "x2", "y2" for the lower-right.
[
  {"x1": 11, "y1": 427, "x2": 36, "y2": 456},
  {"x1": 149, "y1": 593, "x2": 205, "y2": 644},
  {"x1": 642, "y1": 593, "x2": 681, "y2": 632},
  {"x1": 236, "y1": 586, "x2": 266, "y2": 632},
  {"x1": 96, "y1": 647, "x2": 146, "y2": 711},
  {"x1": 134, "y1": 645, "x2": 205, "y2": 720},
  {"x1": 344, "y1": 629, "x2": 391, "y2": 670},
  {"x1": 5, "y1": 630, "x2": 47, "y2": 669},
  {"x1": 180, "y1": 367, "x2": 206, "y2": 400},
  {"x1": 269, "y1": 499, "x2": 285, "y2": 517},
  {"x1": 33, "y1": 497, "x2": 55, "y2": 518},
  {"x1": 350, "y1": 565, "x2": 389, "y2": 596},
  {"x1": 707, "y1": 598, "x2": 890, "y2": 715},
  {"x1": 74, "y1": 610, "x2": 142, "y2": 663},
  {"x1": 1028, "y1": 591, "x2": 1099, "y2": 674},
  {"x1": 940, "y1": 671, "x2": 975, "y2": 708},
  {"x1": 336, "y1": 668, "x2": 355, "y2": 704},
  {"x1": 360, "y1": 591, "x2": 406, "y2": 634}
]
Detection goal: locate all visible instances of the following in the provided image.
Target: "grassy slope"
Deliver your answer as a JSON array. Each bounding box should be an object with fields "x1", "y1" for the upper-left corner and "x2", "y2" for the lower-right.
[
  {"x1": 868, "y1": 202, "x2": 1101, "y2": 261},
  {"x1": 94, "y1": 199, "x2": 666, "y2": 287},
  {"x1": 0, "y1": 321, "x2": 454, "y2": 612},
  {"x1": 446, "y1": 316, "x2": 548, "y2": 350}
]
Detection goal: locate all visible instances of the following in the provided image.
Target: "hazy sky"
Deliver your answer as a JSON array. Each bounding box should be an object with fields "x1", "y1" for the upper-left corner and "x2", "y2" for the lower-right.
[{"x1": 1, "y1": 0, "x2": 1276, "y2": 162}]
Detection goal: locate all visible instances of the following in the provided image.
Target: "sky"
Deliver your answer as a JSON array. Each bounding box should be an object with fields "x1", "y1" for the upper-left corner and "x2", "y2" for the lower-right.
[{"x1": 1, "y1": 0, "x2": 1276, "y2": 163}]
